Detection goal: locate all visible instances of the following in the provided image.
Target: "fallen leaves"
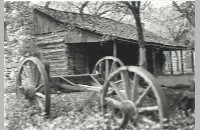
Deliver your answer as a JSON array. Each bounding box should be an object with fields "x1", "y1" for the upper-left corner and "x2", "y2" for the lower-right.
[{"x1": 4, "y1": 90, "x2": 194, "y2": 130}]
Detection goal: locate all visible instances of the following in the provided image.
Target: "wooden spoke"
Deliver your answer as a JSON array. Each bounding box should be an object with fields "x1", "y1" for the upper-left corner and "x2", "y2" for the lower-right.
[
  {"x1": 138, "y1": 106, "x2": 159, "y2": 113},
  {"x1": 34, "y1": 70, "x2": 41, "y2": 87},
  {"x1": 105, "y1": 97, "x2": 121, "y2": 105},
  {"x1": 105, "y1": 59, "x2": 109, "y2": 78},
  {"x1": 131, "y1": 74, "x2": 139, "y2": 102},
  {"x1": 89, "y1": 74, "x2": 101, "y2": 86},
  {"x1": 35, "y1": 97, "x2": 45, "y2": 112},
  {"x1": 114, "y1": 79, "x2": 123, "y2": 84},
  {"x1": 136, "y1": 86, "x2": 151, "y2": 106},
  {"x1": 35, "y1": 82, "x2": 44, "y2": 92},
  {"x1": 23, "y1": 65, "x2": 31, "y2": 81},
  {"x1": 110, "y1": 61, "x2": 116, "y2": 73},
  {"x1": 120, "y1": 71, "x2": 131, "y2": 100},
  {"x1": 109, "y1": 82, "x2": 127, "y2": 100},
  {"x1": 30, "y1": 62, "x2": 36, "y2": 84},
  {"x1": 20, "y1": 74, "x2": 31, "y2": 85},
  {"x1": 99, "y1": 62, "x2": 103, "y2": 73},
  {"x1": 36, "y1": 92, "x2": 45, "y2": 99}
]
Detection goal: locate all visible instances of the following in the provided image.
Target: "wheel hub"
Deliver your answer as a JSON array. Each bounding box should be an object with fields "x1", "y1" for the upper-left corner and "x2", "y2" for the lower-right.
[
  {"x1": 112, "y1": 100, "x2": 138, "y2": 127},
  {"x1": 22, "y1": 84, "x2": 36, "y2": 100}
]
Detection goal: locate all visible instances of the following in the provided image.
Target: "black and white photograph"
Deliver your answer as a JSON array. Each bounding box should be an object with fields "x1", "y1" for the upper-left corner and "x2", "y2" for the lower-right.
[{"x1": 4, "y1": 1, "x2": 195, "y2": 129}]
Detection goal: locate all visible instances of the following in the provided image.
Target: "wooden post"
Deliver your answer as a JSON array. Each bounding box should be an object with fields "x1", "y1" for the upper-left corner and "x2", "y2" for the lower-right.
[
  {"x1": 180, "y1": 50, "x2": 184, "y2": 74},
  {"x1": 45, "y1": 64, "x2": 50, "y2": 79},
  {"x1": 169, "y1": 51, "x2": 173, "y2": 75},
  {"x1": 191, "y1": 49, "x2": 194, "y2": 73},
  {"x1": 113, "y1": 42, "x2": 117, "y2": 57},
  {"x1": 152, "y1": 49, "x2": 157, "y2": 75}
]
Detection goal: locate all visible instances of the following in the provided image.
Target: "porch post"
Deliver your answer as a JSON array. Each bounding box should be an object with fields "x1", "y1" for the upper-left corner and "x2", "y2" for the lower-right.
[
  {"x1": 180, "y1": 50, "x2": 184, "y2": 74},
  {"x1": 169, "y1": 51, "x2": 173, "y2": 75},
  {"x1": 113, "y1": 42, "x2": 117, "y2": 57},
  {"x1": 191, "y1": 49, "x2": 194, "y2": 73},
  {"x1": 152, "y1": 49, "x2": 157, "y2": 75}
]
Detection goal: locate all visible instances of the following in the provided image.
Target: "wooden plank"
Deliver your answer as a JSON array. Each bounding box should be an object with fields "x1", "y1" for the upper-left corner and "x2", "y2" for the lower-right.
[
  {"x1": 77, "y1": 84, "x2": 101, "y2": 92},
  {"x1": 180, "y1": 50, "x2": 184, "y2": 74},
  {"x1": 89, "y1": 74, "x2": 101, "y2": 86},
  {"x1": 59, "y1": 77, "x2": 79, "y2": 88},
  {"x1": 52, "y1": 73, "x2": 101, "y2": 78},
  {"x1": 169, "y1": 51, "x2": 173, "y2": 75},
  {"x1": 58, "y1": 84, "x2": 89, "y2": 92}
]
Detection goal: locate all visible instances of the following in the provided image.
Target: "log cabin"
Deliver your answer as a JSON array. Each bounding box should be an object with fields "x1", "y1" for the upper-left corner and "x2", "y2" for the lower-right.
[{"x1": 32, "y1": 6, "x2": 194, "y2": 76}]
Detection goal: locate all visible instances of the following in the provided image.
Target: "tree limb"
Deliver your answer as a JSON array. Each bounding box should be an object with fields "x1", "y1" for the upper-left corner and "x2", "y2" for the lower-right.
[
  {"x1": 80, "y1": 1, "x2": 89, "y2": 14},
  {"x1": 172, "y1": 1, "x2": 183, "y2": 13},
  {"x1": 120, "y1": 1, "x2": 133, "y2": 11}
]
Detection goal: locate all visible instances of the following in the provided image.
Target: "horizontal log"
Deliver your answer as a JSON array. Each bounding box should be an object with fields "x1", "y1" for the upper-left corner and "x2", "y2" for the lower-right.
[
  {"x1": 36, "y1": 31, "x2": 66, "y2": 39},
  {"x1": 43, "y1": 60, "x2": 66, "y2": 64},
  {"x1": 41, "y1": 49, "x2": 65, "y2": 53},
  {"x1": 41, "y1": 46, "x2": 66, "y2": 49},
  {"x1": 42, "y1": 54, "x2": 66, "y2": 58},
  {"x1": 36, "y1": 40, "x2": 64, "y2": 46},
  {"x1": 43, "y1": 58, "x2": 66, "y2": 61},
  {"x1": 45, "y1": 64, "x2": 67, "y2": 68}
]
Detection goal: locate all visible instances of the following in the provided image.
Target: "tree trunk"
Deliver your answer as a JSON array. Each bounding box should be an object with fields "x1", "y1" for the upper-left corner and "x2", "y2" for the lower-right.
[
  {"x1": 133, "y1": 11, "x2": 147, "y2": 69},
  {"x1": 120, "y1": 1, "x2": 147, "y2": 69}
]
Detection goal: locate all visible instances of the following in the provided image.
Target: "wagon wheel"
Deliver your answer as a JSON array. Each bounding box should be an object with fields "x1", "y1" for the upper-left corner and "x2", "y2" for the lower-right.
[
  {"x1": 101, "y1": 66, "x2": 168, "y2": 129},
  {"x1": 16, "y1": 57, "x2": 50, "y2": 116},
  {"x1": 93, "y1": 56, "x2": 124, "y2": 83}
]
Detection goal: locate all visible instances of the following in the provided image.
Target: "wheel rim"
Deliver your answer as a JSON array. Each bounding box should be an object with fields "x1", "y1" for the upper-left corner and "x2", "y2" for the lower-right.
[
  {"x1": 101, "y1": 66, "x2": 168, "y2": 128},
  {"x1": 16, "y1": 57, "x2": 50, "y2": 115},
  {"x1": 93, "y1": 56, "x2": 124, "y2": 82}
]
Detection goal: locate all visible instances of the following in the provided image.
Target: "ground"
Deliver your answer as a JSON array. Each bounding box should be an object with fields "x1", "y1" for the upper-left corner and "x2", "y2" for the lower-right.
[{"x1": 4, "y1": 77, "x2": 195, "y2": 130}]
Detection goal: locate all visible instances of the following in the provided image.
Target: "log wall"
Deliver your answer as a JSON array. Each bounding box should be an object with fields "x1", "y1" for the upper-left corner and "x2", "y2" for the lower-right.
[
  {"x1": 35, "y1": 32, "x2": 69, "y2": 76},
  {"x1": 35, "y1": 31, "x2": 91, "y2": 76}
]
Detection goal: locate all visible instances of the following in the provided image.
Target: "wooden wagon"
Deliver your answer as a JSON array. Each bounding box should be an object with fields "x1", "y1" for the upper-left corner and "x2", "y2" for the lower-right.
[
  {"x1": 16, "y1": 55, "x2": 169, "y2": 128},
  {"x1": 15, "y1": 6, "x2": 195, "y2": 129}
]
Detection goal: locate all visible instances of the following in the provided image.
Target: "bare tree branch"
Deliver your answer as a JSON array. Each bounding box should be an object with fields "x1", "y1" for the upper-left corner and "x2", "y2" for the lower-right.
[
  {"x1": 172, "y1": 1, "x2": 195, "y2": 27},
  {"x1": 120, "y1": 1, "x2": 133, "y2": 11},
  {"x1": 80, "y1": 1, "x2": 89, "y2": 14},
  {"x1": 141, "y1": 1, "x2": 151, "y2": 10}
]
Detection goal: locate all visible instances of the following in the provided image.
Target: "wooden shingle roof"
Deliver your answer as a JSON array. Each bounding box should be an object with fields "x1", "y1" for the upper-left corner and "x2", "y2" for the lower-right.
[{"x1": 34, "y1": 6, "x2": 187, "y2": 49}]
